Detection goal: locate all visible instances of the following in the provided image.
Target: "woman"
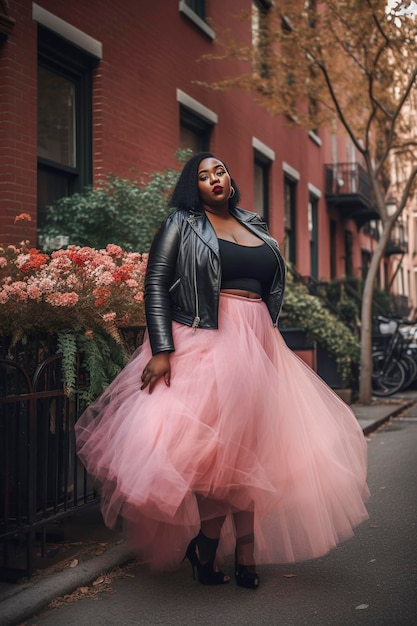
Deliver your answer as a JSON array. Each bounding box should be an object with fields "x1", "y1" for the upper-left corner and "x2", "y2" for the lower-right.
[{"x1": 76, "y1": 153, "x2": 369, "y2": 589}]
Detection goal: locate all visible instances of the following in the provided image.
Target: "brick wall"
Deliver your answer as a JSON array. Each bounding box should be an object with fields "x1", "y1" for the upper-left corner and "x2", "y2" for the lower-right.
[
  {"x1": 0, "y1": 0, "x2": 37, "y2": 244},
  {"x1": 0, "y1": 0, "x2": 357, "y2": 291}
]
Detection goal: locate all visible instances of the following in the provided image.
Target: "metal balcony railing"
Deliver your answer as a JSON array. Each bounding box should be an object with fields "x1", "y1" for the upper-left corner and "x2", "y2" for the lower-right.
[
  {"x1": 324, "y1": 162, "x2": 379, "y2": 227},
  {"x1": 384, "y1": 237, "x2": 408, "y2": 256}
]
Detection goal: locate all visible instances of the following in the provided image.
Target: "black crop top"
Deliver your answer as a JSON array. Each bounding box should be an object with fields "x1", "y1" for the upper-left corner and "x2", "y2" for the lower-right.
[{"x1": 218, "y1": 239, "x2": 276, "y2": 297}]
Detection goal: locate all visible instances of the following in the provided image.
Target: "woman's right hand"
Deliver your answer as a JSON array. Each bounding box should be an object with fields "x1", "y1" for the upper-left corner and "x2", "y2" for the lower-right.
[{"x1": 140, "y1": 352, "x2": 171, "y2": 393}]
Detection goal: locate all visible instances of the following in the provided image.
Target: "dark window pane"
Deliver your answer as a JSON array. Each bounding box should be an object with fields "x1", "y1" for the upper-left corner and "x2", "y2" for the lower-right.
[
  {"x1": 37, "y1": 165, "x2": 75, "y2": 229},
  {"x1": 254, "y1": 157, "x2": 270, "y2": 223},
  {"x1": 179, "y1": 106, "x2": 211, "y2": 152},
  {"x1": 284, "y1": 177, "x2": 297, "y2": 264},
  {"x1": 180, "y1": 125, "x2": 206, "y2": 153},
  {"x1": 185, "y1": 0, "x2": 205, "y2": 19},
  {"x1": 38, "y1": 67, "x2": 76, "y2": 167}
]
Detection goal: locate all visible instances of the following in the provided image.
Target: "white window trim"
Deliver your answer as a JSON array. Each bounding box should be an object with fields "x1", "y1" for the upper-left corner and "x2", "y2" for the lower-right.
[
  {"x1": 282, "y1": 162, "x2": 300, "y2": 181},
  {"x1": 308, "y1": 182, "x2": 322, "y2": 199},
  {"x1": 32, "y1": 3, "x2": 102, "y2": 59},
  {"x1": 176, "y1": 89, "x2": 218, "y2": 125},
  {"x1": 308, "y1": 130, "x2": 322, "y2": 147},
  {"x1": 252, "y1": 137, "x2": 275, "y2": 162},
  {"x1": 178, "y1": 1, "x2": 215, "y2": 40}
]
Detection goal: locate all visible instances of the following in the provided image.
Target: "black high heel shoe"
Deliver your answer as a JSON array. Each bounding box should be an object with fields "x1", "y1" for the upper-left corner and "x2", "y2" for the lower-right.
[
  {"x1": 235, "y1": 534, "x2": 260, "y2": 589},
  {"x1": 184, "y1": 531, "x2": 230, "y2": 585}
]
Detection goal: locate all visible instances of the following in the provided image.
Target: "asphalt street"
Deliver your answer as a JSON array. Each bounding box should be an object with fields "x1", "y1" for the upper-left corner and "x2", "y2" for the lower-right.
[{"x1": 23, "y1": 408, "x2": 417, "y2": 626}]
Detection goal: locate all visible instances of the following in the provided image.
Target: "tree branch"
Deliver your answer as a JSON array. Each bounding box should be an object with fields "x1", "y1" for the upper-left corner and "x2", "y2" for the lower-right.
[{"x1": 376, "y1": 66, "x2": 417, "y2": 177}]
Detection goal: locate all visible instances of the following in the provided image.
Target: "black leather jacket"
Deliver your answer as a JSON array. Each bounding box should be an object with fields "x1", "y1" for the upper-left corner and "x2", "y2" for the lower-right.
[{"x1": 144, "y1": 206, "x2": 286, "y2": 355}]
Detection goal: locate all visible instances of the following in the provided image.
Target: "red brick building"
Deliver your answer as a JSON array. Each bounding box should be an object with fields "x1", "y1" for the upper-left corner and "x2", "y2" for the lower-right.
[{"x1": 0, "y1": 0, "x2": 404, "y2": 304}]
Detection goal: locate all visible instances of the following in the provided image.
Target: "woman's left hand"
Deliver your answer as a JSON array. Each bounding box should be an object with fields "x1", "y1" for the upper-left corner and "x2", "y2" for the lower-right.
[{"x1": 140, "y1": 352, "x2": 171, "y2": 394}]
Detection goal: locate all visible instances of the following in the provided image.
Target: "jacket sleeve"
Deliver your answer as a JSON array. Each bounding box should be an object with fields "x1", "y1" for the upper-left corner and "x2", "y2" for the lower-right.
[{"x1": 144, "y1": 215, "x2": 180, "y2": 355}]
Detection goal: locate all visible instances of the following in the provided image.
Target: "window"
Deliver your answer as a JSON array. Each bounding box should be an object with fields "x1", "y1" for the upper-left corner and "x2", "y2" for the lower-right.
[
  {"x1": 252, "y1": 1, "x2": 271, "y2": 80},
  {"x1": 184, "y1": 0, "x2": 205, "y2": 20},
  {"x1": 253, "y1": 138, "x2": 274, "y2": 223},
  {"x1": 37, "y1": 26, "x2": 97, "y2": 238},
  {"x1": 284, "y1": 177, "x2": 297, "y2": 264},
  {"x1": 179, "y1": 107, "x2": 211, "y2": 153},
  {"x1": 344, "y1": 230, "x2": 353, "y2": 277},
  {"x1": 361, "y1": 249, "x2": 371, "y2": 282},
  {"x1": 38, "y1": 67, "x2": 76, "y2": 168},
  {"x1": 0, "y1": 0, "x2": 14, "y2": 45},
  {"x1": 308, "y1": 194, "x2": 319, "y2": 279},
  {"x1": 177, "y1": 89, "x2": 217, "y2": 154},
  {"x1": 384, "y1": 260, "x2": 389, "y2": 291},
  {"x1": 329, "y1": 219, "x2": 337, "y2": 279},
  {"x1": 179, "y1": 0, "x2": 214, "y2": 39},
  {"x1": 254, "y1": 158, "x2": 270, "y2": 223}
]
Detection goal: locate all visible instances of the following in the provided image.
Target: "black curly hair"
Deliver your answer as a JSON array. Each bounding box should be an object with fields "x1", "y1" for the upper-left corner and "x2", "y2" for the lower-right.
[{"x1": 169, "y1": 152, "x2": 241, "y2": 212}]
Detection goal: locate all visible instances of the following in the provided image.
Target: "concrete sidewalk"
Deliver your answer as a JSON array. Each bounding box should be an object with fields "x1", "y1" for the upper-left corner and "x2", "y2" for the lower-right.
[
  {"x1": 352, "y1": 389, "x2": 417, "y2": 434},
  {"x1": 1, "y1": 390, "x2": 417, "y2": 626}
]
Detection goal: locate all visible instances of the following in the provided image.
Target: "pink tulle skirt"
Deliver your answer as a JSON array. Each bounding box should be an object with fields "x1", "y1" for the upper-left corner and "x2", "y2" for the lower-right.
[{"x1": 75, "y1": 293, "x2": 369, "y2": 572}]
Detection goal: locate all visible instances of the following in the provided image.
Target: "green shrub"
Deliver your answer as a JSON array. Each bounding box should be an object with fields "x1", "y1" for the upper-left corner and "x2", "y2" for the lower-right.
[
  {"x1": 282, "y1": 274, "x2": 360, "y2": 387},
  {"x1": 39, "y1": 149, "x2": 192, "y2": 252}
]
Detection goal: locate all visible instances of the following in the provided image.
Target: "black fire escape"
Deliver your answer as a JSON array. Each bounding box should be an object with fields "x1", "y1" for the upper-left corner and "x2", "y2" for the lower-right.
[{"x1": 324, "y1": 162, "x2": 379, "y2": 228}]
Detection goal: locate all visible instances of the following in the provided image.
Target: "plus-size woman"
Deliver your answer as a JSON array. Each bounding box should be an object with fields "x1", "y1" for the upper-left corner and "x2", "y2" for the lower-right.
[{"x1": 76, "y1": 153, "x2": 369, "y2": 589}]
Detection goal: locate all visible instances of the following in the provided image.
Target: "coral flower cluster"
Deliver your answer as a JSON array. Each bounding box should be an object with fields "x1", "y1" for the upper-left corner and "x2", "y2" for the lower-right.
[{"x1": 0, "y1": 241, "x2": 148, "y2": 339}]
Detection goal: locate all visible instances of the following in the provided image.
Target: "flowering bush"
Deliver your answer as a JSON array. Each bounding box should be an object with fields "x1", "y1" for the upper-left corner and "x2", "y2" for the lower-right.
[
  {"x1": 1, "y1": 218, "x2": 148, "y2": 401},
  {"x1": 0, "y1": 240, "x2": 148, "y2": 341}
]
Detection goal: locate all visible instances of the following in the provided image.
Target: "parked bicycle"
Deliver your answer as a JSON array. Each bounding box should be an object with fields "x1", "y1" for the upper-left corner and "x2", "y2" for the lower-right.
[{"x1": 372, "y1": 316, "x2": 417, "y2": 397}]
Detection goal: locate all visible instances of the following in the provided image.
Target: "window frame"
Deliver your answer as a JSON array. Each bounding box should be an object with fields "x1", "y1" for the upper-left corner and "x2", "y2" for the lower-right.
[
  {"x1": 37, "y1": 25, "x2": 95, "y2": 235},
  {"x1": 284, "y1": 176, "x2": 297, "y2": 265},
  {"x1": 252, "y1": 138, "x2": 274, "y2": 224},
  {"x1": 178, "y1": 0, "x2": 215, "y2": 39},
  {"x1": 179, "y1": 106, "x2": 212, "y2": 152},
  {"x1": 308, "y1": 193, "x2": 319, "y2": 280}
]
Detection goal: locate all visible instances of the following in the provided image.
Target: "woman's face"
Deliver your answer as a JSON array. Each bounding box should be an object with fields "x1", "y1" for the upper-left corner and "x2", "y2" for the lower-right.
[{"x1": 197, "y1": 157, "x2": 232, "y2": 209}]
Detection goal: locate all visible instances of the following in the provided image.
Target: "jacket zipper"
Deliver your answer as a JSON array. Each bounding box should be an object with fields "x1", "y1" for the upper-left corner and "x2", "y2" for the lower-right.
[{"x1": 190, "y1": 215, "x2": 201, "y2": 332}]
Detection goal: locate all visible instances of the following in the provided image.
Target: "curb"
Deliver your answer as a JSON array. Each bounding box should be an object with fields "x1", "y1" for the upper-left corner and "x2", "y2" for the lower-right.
[
  {"x1": 0, "y1": 543, "x2": 132, "y2": 626},
  {"x1": 353, "y1": 398, "x2": 415, "y2": 435}
]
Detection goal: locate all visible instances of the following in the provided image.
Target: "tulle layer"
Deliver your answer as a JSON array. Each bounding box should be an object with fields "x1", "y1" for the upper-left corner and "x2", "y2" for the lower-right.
[{"x1": 75, "y1": 293, "x2": 369, "y2": 572}]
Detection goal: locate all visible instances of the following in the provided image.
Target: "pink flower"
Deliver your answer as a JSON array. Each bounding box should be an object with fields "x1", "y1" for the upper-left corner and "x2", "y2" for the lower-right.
[
  {"x1": 125, "y1": 252, "x2": 141, "y2": 264},
  {"x1": 106, "y1": 244, "x2": 123, "y2": 258},
  {"x1": 45, "y1": 292, "x2": 79, "y2": 307},
  {"x1": 94, "y1": 270, "x2": 114, "y2": 286},
  {"x1": 37, "y1": 278, "x2": 55, "y2": 293},
  {"x1": 0, "y1": 241, "x2": 146, "y2": 336},
  {"x1": 15, "y1": 253, "x2": 30, "y2": 268},
  {"x1": 26, "y1": 285, "x2": 42, "y2": 300},
  {"x1": 5, "y1": 281, "x2": 28, "y2": 300},
  {"x1": 102, "y1": 311, "x2": 117, "y2": 323}
]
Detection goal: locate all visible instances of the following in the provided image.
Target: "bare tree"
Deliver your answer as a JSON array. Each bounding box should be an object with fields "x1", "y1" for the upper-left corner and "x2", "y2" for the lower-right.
[{"x1": 200, "y1": 0, "x2": 417, "y2": 403}]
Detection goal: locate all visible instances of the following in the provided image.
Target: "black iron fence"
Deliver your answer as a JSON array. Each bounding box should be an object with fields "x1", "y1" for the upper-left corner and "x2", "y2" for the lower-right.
[{"x1": 0, "y1": 328, "x2": 145, "y2": 581}]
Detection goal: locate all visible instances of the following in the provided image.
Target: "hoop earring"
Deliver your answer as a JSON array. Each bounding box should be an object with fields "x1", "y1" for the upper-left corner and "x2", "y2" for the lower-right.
[{"x1": 229, "y1": 186, "x2": 236, "y2": 199}]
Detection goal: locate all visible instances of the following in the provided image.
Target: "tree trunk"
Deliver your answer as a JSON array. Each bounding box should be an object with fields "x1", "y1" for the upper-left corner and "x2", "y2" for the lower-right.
[{"x1": 358, "y1": 221, "x2": 394, "y2": 403}]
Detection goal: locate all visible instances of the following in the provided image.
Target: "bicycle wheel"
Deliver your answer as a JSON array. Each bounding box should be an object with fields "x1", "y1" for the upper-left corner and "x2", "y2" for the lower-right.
[
  {"x1": 399, "y1": 353, "x2": 417, "y2": 389},
  {"x1": 372, "y1": 351, "x2": 406, "y2": 397}
]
